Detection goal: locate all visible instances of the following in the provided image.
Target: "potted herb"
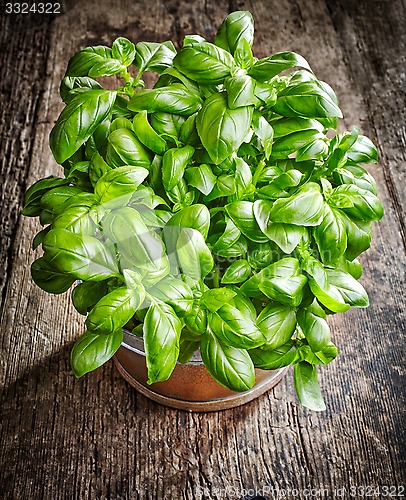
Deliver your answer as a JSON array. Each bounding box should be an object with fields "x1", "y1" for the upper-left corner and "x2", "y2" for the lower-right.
[{"x1": 23, "y1": 11, "x2": 383, "y2": 411}]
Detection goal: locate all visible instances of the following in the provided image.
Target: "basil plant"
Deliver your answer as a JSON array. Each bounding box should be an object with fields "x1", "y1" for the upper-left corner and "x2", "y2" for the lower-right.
[{"x1": 23, "y1": 11, "x2": 383, "y2": 410}]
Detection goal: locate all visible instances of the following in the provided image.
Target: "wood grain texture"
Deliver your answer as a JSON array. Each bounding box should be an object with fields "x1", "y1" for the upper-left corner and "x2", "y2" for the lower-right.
[{"x1": 0, "y1": 0, "x2": 405, "y2": 499}]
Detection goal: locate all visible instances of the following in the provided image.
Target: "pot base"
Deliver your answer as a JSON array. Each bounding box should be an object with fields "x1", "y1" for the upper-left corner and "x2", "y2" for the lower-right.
[{"x1": 114, "y1": 355, "x2": 288, "y2": 412}]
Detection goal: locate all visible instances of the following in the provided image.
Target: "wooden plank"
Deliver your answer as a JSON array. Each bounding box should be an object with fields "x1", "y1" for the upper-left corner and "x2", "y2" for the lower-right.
[
  {"x1": 0, "y1": 0, "x2": 404, "y2": 498},
  {"x1": 0, "y1": 15, "x2": 54, "y2": 306},
  {"x1": 326, "y1": 0, "x2": 406, "y2": 240}
]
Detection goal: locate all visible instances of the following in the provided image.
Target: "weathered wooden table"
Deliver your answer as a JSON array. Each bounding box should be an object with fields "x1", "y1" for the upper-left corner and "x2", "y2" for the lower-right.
[{"x1": 1, "y1": 1, "x2": 405, "y2": 498}]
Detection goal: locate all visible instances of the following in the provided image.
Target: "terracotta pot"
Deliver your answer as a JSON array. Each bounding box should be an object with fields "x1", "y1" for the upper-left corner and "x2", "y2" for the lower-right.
[{"x1": 114, "y1": 330, "x2": 288, "y2": 412}]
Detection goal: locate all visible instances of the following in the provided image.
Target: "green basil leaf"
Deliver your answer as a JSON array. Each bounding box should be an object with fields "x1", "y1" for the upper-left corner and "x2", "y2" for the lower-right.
[
  {"x1": 294, "y1": 362, "x2": 326, "y2": 411},
  {"x1": 234, "y1": 38, "x2": 254, "y2": 70},
  {"x1": 94, "y1": 165, "x2": 149, "y2": 202},
  {"x1": 156, "y1": 67, "x2": 201, "y2": 95},
  {"x1": 225, "y1": 201, "x2": 269, "y2": 243},
  {"x1": 214, "y1": 237, "x2": 247, "y2": 258},
  {"x1": 232, "y1": 157, "x2": 253, "y2": 200},
  {"x1": 23, "y1": 176, "x2": 71, "y2": 216},
  {"x1": 110, "y1": 118, "x2": 135, "y2": 132},
  {"x1": 271, "y1": 116, "x2": 324, "y2": 137},
  {"x1": 167, "y1": 184, "x2": 196, "y2": 211},
  {"x1": 244, "y1": 242, "x2": 280, "y2": 269},
  {"x1": 132, "y1": 110, "x2": 167, "y2": 155},
  {"x1": 144, "y1": 302, "x2": 182, "y2": 384},
  {"x1": 102, "y1": 207, "x2": 170, "y2": 284},
  {"x1": 253, "y1": 200, "x2": 306, "y2": 253},
  {"x1": 204, "y1": 174, "x2": 236, "y2": 201},
  {"x1": 111, "y1": 95, "x2": 133, "y2": 119},
  {"x1": 337, "y1": 256, "x2": 363, "y2": 280},
  {"x1": 135, "y1": 41, "x2": 177, "y2": 74},
  {"x1": 184, "y1": 300, "x2": 207, "y2": 336},
  {"x1": 252, "y1": 111, "x2": 273, "y2": 159},
  {"x1": 183, "y1": 35, "x2": 206, "y2": 46},
  {"x1": 339, "y1": 212, "x2": 372, "y2": 260},
  {"x1": 89, "y1": 150, "x2": 112, "y2": 186},
  {"x1": 52, "y1": 192, "x2": 96, "y2": 219},
  {"x1": 39, "y1": 210, "x2": 53, "y2": 226},
  {"x1": 176, "y1": 228, "x2": 214, "y2": 280},
  {"x1": 168, "y1": 182, "x2": 197, "y2": 210},
  {"x1": 178, "y1": 112, "x2": 200, "y2": 146},
  {"x1": 249, "y1": 52, "x2": 311, "y2": 82},
  {"x1": 174, "y1": 42, "x2": 234, "y2": 84},
  {"x1": 297, "y1": 140, "x2": 327, "y2": 165},
  {"x1": 60, "y1": 76, "x2": 103, "y2": 103},
  {"x1": 333, "y1": 165, "x2": 377, "y2": 195},
  {"x1": 221, "y1": 259, "x2": 251, "y2": 284},
  {"x1": 162, "y1": 145, "x2": 194, "y2": 191},
  {"x1": 50, "y1": 90, "x2": 116, "y2": 164},
  {"x1": 72, "y1": 281, "x2": 108, "y2": 315},
  {"x1": 106, "y1": 128, "x2": 152, "y2": 169},
  {"x1": 347, "y1": 135, "x2": 378, "y2": 164},
  {"x1": 112, "y1": 37, "x2": 136, "y2": 66},
  {"x1": 148, "y1": 276, "x2": 193, "y2": 317},
  {"x1": 272, "y1": 170, "x2": 304, "y2": 191},
  {"x1": 258, "y1": 275, "x2": 307, "y2": 307},
  {"x1": 32, "y1": 227, "x2": 51, "y2": 250},
  {"x1": 128, "y1": 84, "x2": 202, "y2": 116},
  {"x1": 298, "y1": 342, "x2": 339, "y2": 365},
  {"x1": 313, "y1": 204, "x2": 347, "y2": 264},
  {"x1": 166, "y1": 181, "x2": 193, "y2": 210},
  {"x1": 122, "y1": 268, "x2": 143, "y2": 289},
  {"x1": 325, "y1": 269, "x2": 369, "y2": 307},
  {"x1": 331, "y1": 184, "x2": 383, "y2": 221},
  {"x1": 297, "y1": 309, "x2": 330, "y2": 352},
  {"x1": 43, "y1": 228, "x2": 120, "y2": 281},
  {"x1": 320, "y1": 178, "x2": 333, "y2": 199},
  {"x1": 209, "y1": 292, "x2": 265, "y2": 349},
  {"x1": 304, "y1": 297, "x2": 327, "y2": 318},
  {"x1": 31, "y1": 257, "x2": 75, "y2": 294},
  {"x1": 257, "y1": 183, "x2": 288, "y2": 201},
  {"x1": 241, "y1": 257, "x2": 302, "y2": 298},
  {"x1": 327, "y1": 192, "x2": 354, "y2": 209},
  {"x1": 269, "y1": 182, "x2": 324, "y2": 226},
  {"x1": 185, "y1": 164, "x2": 216, "y2": 195},
  {"x1": 214, "y1": 11, "x2": 254, "y2": 55},
  {"x1": 302, "y1": 258, "x2": 349, "y2": 313},
  {"x1": 149, "y1": 112, "x2": 185, "y2": 139},
  {"x1": 65, "y1": 161, "x2": 90, "y2": 184},
  {"x1": 201, "y1": 329, "x2": 255, "y2": 392},
  {"x1": 70, "y1": 329, "x2": 123, "y2": 378},
  {"x1": 209, "y1": 310, "x2": 264, "y2": 350},
  {"x1": 178, "y1": 338, "x2": 199, "y2": 364},
  {"x1": 272, "y1": 81, "x2": 342, "y2": 119},
  {"x1": 249, "y1": 339, "x2": 298, "y2": 369},
  {"x1": 164, "y1": 204, "x2": 210, "y2": 253},
  {"x1": 200, "y1": 287, "x2": 237, "y2": 313},
  {"x1": 225, "y1": 72, "x2": 258, "y2": 108},
  {"x1": 211, "y1": 217, "x2": 241, "y2": 253},
  {"x1": 86, "y1": 286, "x2": 144, "y2": 334},
  {"x1": 272, "y1": 129, "x2": 325, "y2": 158},
  {"x1": 92, "y1": 118, "x2": 111, "y2": 153},
  {"x1": 196, "y1": 92, "x2": 253, "y2": 165},
  {"x1": 52, "y1": 196, "x2": 97, "y2": 235},
  {"x1": 257, "y1": 303, "x2": 297, "y2": 349},
  {"x1": 66, "y1": 46, "x2": 126, "y2": 77},
  {"x1": 253, "y1": 80, "x2": 277, "y2": 106}
]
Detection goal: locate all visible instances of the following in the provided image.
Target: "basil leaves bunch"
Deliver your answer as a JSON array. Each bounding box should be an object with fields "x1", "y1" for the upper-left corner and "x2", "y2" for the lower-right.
[{"x1": 23, "y1": 11, "x2": 383, "y2": 411}]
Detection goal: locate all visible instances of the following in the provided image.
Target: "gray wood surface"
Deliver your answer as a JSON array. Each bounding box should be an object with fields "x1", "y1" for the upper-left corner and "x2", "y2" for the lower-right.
[{"x1": 1, "y1": 0, "x2": 405, "y2": 498}]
